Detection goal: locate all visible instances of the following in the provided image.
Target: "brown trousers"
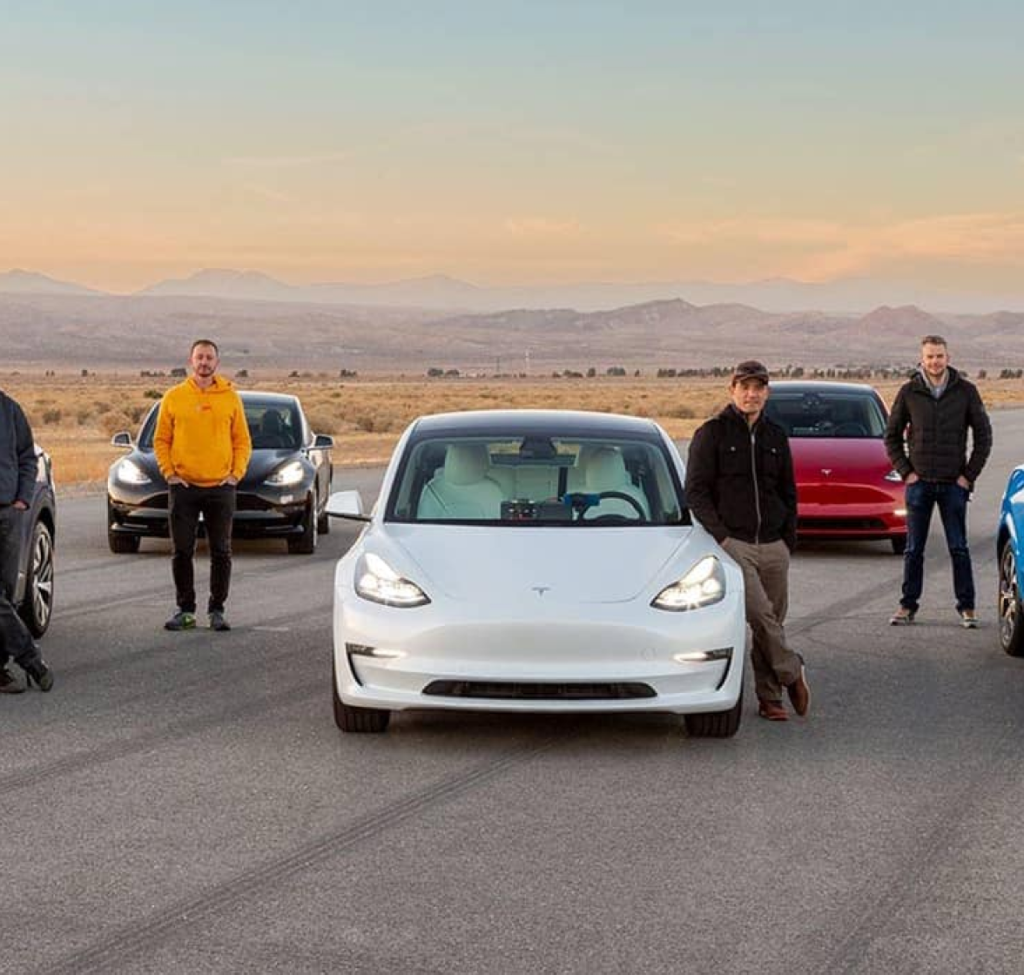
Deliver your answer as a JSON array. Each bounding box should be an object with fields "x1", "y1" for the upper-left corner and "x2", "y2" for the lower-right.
[{"x1": 721, "y1": 538, "x2": 802, "y2": 702}]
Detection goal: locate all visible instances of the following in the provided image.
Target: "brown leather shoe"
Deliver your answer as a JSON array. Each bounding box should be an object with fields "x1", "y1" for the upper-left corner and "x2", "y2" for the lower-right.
[
  {"x1": 757, "y1": 698, "x2": 788, "y2": 721},
  {"x1": 786, "y1": 665, "x2": 810, "y2": 717}
]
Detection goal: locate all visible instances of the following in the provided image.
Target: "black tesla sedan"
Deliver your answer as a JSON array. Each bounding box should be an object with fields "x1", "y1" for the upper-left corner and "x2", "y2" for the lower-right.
[
  {"x1": 14, "y1": 445, "x2": 56, "y2": 637},
  {"x1": 107, "y1": 391, "x2": 334, "y2": 555}
]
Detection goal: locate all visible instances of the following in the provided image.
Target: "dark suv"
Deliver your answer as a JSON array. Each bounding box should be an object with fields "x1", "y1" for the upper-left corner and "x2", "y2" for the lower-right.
[{"x1": 12, "y1": 446, "x2": 56, "y2": 637}]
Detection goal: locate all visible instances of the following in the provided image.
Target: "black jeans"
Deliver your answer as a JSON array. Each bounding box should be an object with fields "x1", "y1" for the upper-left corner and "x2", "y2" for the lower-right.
[
  {"x1": 0, "y1": 505, "x2": 41, "y2": 667},
  {"x1": 168, "y1": 483, "x2": 236, "y2": 614},
  {"x1": 900, "y1": 479, "x2": 975, "y2": 614}
]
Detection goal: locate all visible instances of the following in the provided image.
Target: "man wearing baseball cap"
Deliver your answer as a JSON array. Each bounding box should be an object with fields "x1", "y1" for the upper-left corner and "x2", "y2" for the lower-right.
[{"x1": 684, "y1": 360, "x2": 810, "y2": 722}]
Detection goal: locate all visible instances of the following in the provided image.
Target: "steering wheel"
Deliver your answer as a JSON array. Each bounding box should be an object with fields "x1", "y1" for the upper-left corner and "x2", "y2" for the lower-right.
[{"x1": 586, "y1": 490, "x2": 648, "y2": 522}]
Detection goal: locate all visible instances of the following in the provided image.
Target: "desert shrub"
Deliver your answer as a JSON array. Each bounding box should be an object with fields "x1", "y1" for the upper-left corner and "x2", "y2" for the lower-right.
[
  {"x1": 94, "y1": 400, "x2": 112, "y2": 414},
  {"x1": 144, "y1": 389, "x2": 162, "y2": 399},
  {"x1": 100, "y1": 411, "x2": 138, "y2": 436},
  {"x1": 76, "y1": 409, "x2": 93, "y2": 425},
  {"x1": 302, "y1": 409, "x2": 338, "y2": 435},
  {"x1": 41, "y1": 408, "x2": 62, "y2": 424},
  {"x1": 665, "y1": 404, "x2": 696, "y2": 419}
]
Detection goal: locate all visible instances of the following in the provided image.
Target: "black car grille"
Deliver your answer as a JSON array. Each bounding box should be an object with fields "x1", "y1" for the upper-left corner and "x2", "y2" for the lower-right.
[
  {"x1": 798, "y1": 516, "x2": 888, "y2": 531},
  {"x1": 422, "y1": 680, "x2": 656, "y2": 700}
]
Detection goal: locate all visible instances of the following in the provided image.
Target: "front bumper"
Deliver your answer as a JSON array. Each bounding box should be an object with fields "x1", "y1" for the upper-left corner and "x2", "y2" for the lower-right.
[
  {"x1": 108, "y1": 489, "x2": 311, "y2": 539},
  {"x1": 332, "y1": 590, "x2": 747, "y2": 716}
]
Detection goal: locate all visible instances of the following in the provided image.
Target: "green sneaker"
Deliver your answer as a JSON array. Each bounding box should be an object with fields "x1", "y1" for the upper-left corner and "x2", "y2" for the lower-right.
[{"x1": 164, "y1": 610, "x2": 197, "y2": 631}]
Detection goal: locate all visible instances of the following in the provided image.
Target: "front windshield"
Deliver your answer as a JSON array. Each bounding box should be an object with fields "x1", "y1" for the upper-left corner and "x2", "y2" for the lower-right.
[
  {"x1": 764, "y1": 390, "x2": 886, "y2": 439},
  {"x1": 138, "y1": 399, "x2": 302, "y2": 450},
  {"x1": 387, "y1": 433, "x2": 687, "y2": 526}
]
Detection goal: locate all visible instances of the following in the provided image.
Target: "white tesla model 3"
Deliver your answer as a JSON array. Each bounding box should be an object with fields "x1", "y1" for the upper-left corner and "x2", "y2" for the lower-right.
[{"x1": 327, "y1": 410, "x2": 747, "y2": 737}]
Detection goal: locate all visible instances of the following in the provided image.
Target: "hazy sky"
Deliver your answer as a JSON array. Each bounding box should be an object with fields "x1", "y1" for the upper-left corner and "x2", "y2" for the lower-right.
[{"x1": 3, "y1": 1, "x2": 1022, "y2": 294}]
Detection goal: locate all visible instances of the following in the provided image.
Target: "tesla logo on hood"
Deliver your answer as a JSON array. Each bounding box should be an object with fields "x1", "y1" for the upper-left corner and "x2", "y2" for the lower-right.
[
  {"x1": 821, "y1": 468, "x2": 833, "y2": 476},
  {"x1": 532, "y1": 586, "x2": 551, "y2": 597}
]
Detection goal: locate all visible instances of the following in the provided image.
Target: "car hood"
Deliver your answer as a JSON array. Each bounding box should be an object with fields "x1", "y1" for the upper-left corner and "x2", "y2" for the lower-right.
[
  {"x1": 377, "y1": 524, "x2": 705, "y2": 604},
  {"x1": 789, "y1": 438, "x2": 892, "y2": 480},
  {"x1": 240, "y1": 449, "x2": 310, "y2": 487}
]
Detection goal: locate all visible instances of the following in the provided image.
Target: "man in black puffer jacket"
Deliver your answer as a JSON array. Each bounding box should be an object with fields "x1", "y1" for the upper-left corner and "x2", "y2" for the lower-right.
[
  {"x1": 884, "y1": 335, "x2": 992, "y2": 628},
  {"x1": 686, "y1": 360, "x2": 809, "y2": 722}
]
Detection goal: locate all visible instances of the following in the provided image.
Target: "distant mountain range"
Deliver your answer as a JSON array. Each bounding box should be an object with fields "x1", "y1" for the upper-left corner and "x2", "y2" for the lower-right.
[
  {"x1": 0, "y1": 268, "x2": 102, "y2": 297},
  {"x1": 4, "y1": 266, "x2": 1023, "y2": 316},
  {"x1": 1, "y1": 288, "x2": 1020, "y2": 372}
]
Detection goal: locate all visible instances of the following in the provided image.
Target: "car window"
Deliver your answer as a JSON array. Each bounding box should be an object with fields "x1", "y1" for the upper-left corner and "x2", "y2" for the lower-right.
[
  {"x1": 764, "y1": 391, "x2": 886, "y2": 438},
  {"x1": 387, "y1": 434, "x2": 686, "y2": 526},
  {"x1": 137, "y1": 399, "x2": 302, "y2": 449},
  {"x1": 245, "y1": 402, "x2": 301, "y2": 449}
]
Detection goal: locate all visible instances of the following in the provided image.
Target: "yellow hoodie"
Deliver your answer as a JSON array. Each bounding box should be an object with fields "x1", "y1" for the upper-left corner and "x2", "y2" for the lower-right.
[{"x1": 154, "y1": 376, "x2": 252, "y2": 487}]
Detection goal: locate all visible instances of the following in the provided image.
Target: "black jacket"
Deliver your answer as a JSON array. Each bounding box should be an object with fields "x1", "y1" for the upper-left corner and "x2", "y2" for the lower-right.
[
  {"x1": 884, "y1": 367, "x2": 992, "y2": 485},
  {"x1": 0, "y1": 390, "x2": 37, "y2": 507},
  {"x1": 685, "y1": 404, "x2": 797, "y2": 550}
]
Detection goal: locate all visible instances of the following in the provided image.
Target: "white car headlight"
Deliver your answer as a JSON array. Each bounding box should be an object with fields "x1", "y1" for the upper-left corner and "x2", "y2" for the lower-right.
[
  {"x1": 355, "y1": 553, "x2": 431, "y2": 608},
  {"x1": 264, "y1": 460, "x2": 305, "y2": 487},
  {"x1": 652, "y1": 555, "x2": 726, "y2": 612},
  {"x1": 116, "y1": 458, "x2": 152, "y2": 485}
]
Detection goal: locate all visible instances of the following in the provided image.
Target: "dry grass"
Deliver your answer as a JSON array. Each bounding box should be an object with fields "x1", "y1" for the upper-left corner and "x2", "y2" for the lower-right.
[{"x1": 4, "y1": 372, "x2": 1024, "y2": 488}]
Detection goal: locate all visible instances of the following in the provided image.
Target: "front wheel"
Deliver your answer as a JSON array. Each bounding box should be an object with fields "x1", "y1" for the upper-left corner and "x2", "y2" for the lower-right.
[
  {"x1": 287, "y1": 491, "x2": 317, "y2": 554},
  {"x1": 332, "y1": 660, "x2": 390, "y2": 732},
  {"x1": 998, "y1": 543, "x2": 1024, "y2": 657},
  {"x1": 684, "y1": 681, "x2": 743, "y2": 738},
  {"x1": 20, "y1": 519, "x2": 55, "y2": 637}
]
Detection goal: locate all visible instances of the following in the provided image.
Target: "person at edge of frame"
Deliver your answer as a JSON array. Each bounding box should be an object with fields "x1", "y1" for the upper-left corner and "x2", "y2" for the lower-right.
[
  {"x1": 0, "y1": 388, "x2": 54, "y2": 694},
  {"x1": 153, "y1": 339, "x2": 252, "y2": 633},
  {"x1": 684, "y1": 359, "x2": 809, "y2": 723},
  {"x1": 884, "y1": 334, "x2": 992, "y2": 629}
]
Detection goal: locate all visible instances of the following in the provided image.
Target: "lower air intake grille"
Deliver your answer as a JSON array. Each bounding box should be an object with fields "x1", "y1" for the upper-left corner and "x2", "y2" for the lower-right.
[
  {"x1": 798, "y1": 516, "x2": 888, "y2": 531},
  {"x1": 422, "y1": 680, "x2": 656, "y2": 700}
]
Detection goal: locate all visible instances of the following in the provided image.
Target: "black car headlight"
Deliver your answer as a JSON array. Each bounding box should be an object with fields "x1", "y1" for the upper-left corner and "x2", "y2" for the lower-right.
[
  {"x1": 115, "y1": 459, "x2": 152, "y2": 486},
  {"x1": 264, "y1": 460, "x2": 306, "y2": 487}
]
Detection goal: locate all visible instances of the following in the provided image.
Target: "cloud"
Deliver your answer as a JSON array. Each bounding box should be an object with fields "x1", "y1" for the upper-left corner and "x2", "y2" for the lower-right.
[
  {"x1": 659, "y1": 212, "x2": 1024, "y2": 279},
  {"x1": 504, "y1": 216, "x2": 583, "y2": 237},
  {"x1": 223, "y1": 150, "x2": 353, "y2": 169},
  {"x1": 240, "y1": 183, "x2": 295, "y2": 204}
]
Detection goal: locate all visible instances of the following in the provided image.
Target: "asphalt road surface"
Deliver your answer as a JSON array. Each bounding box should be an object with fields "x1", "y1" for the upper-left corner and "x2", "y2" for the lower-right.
[{"x1": 5, "y1": 414, "x2": 1024, "y2": 975}]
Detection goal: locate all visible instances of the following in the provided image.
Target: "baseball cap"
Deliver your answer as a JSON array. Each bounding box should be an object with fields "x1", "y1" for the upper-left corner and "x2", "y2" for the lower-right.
[{"x1": 731, "y1": 360, "x2": 770, "y2": 384}]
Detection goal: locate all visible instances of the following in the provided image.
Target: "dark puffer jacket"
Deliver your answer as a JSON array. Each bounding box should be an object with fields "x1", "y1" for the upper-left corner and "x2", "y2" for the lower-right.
[
  {"x1": 685, "y1": 404, "x2": 797, "y2": 550},
  {"x1": 884, "y1": 367, "x2": 992, "y2": 485}
]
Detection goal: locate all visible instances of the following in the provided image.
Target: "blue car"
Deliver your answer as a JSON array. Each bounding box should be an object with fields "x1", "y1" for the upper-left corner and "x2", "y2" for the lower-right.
[{"x1": 997, "y1": 466, "x2": 1024, "y2": 655}]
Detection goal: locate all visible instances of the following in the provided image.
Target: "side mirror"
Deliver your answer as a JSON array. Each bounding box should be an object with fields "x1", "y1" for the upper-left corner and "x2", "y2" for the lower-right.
[
  {"x1": 326, "y1": 490, "x2": 371, "y2": 522},
  {"x1": 312, "y1": 434, "x2": 334, "y2": 450},
  {"x1": 110, "y1": 431, "x2": 133, "y2": 448}
]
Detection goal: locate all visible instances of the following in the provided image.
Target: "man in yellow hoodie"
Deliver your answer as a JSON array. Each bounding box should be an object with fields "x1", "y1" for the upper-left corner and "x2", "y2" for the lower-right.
[{"x1": 154, "y1": 339, "x2": 252, "y2": 631}]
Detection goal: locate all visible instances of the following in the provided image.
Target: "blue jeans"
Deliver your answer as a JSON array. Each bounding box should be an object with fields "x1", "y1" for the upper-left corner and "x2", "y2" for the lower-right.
[{"x1": 900, "y1": 479, "x2": 975, "y2": 613}]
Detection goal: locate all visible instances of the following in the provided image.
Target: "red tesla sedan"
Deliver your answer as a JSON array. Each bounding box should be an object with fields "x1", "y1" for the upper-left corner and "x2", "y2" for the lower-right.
[{"x1": 763, "y1": 381, "x2": 907, "y2": 554}]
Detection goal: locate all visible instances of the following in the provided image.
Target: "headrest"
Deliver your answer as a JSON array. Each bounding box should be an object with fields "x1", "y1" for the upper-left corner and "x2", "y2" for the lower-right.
[
  {"x1": 262, "y1": 411, "x2": 283, "y2": 433},
  {"x1": 585, "y1": 447, "x2": 628, "y2": 491},
  {"x1": 444, "y1": 444, "x2": 490, "y2": 486}
]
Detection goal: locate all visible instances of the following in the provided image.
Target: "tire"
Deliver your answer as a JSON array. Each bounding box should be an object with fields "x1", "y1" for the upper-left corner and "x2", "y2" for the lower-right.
[
  {"x1": 316, "y1": 493, "x2": 331, "y2": 535},
  {"x1": 332, "y1": 660, "x2": 390, "y2": 732},
  {"x1": 890, "y1": 535, "x2": 907, "y2": 556},
  {"x1": 998, "y1": 543, "x2": 1024, "y2": 657},
  {"x1": 287, "y1": 491, "x2": 317, "y2": 555},
  {"x1": 20, "y1": 519, "x2": 55, "y2": 638},
  {"x1": 684, "y1": 680, "x2": 743, "y2": 738},
  {"x1": 109, "y1": 531, "x2": 141, "y2": 554}
]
